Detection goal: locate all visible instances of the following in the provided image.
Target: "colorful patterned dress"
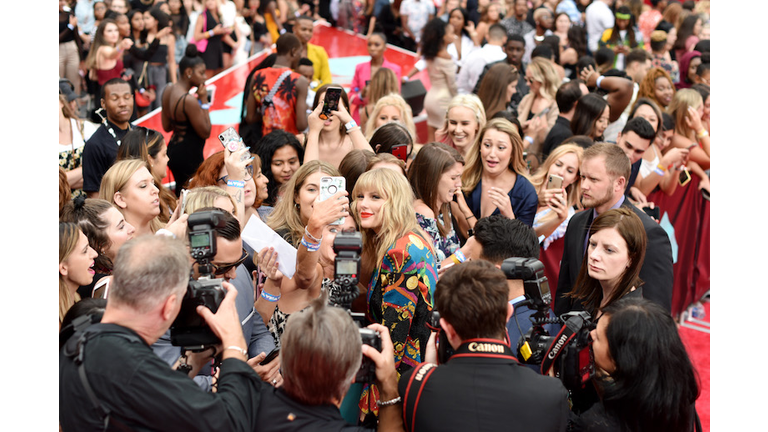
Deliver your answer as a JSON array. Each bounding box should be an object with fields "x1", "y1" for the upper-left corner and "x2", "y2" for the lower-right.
[{"x1": 360, "y1": 231, "x2": 437, "y2": 417}]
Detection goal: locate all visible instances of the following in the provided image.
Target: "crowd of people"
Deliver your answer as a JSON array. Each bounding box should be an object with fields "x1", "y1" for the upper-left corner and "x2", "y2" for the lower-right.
[{"x1": 59, "y1": 0, "x2": 710, "y2": 431}]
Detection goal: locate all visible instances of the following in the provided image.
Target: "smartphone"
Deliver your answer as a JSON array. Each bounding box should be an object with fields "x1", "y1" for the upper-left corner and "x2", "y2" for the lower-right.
[
  {"x1": 537, "y1": 107, "x2": 550, "y2": 117},
  {"x1": 206, "y1": 84, "x2": 216, "y2": 105},
  {"x1": 642, "y1": 206, "x2": 660, "y2": 220},
  {"x1": 259, "y1": 347, "x2": 280, "y2": 366},
  {"x1": 365, "y1": 79, "x2": 370, "y2": 86},
  {"x1": 678, "y1": 166, "x2": 691, "y2": 186},
  {"x1": 391, "y1": 144, "x2": 408, "y2": 163},
  {"x1": 319, "y1": 176, "x2": 346, "y2": 225},
  {"x1": 319, "y1": 86, "x2": 343, "y2": 120},
  {"x1": 218, "y1": 126, "x2": 242, "y2": 152},
  {"x1": 547, "y1": 174, "x2": 563, "y2": 190},
  {"x1": 180, "y1": 189, "x2": 189, "y2": 214}
]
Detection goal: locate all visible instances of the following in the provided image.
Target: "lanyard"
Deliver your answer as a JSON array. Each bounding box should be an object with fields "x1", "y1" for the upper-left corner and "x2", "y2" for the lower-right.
[{"x1": 103, "y1": 119, "x2": 131, "y2": 146}]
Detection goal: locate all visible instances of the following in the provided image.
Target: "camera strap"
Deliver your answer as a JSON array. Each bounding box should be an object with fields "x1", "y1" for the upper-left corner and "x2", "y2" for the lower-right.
[
  {"x1": 63, "y1": 323, "x2": 142, "y2": 432},
  {"x1": 402, "y1": 362, "x2": 437, "y2": 432},
  {"x1": 540, "y1": 314, "x2": 588, "y2": 376}
]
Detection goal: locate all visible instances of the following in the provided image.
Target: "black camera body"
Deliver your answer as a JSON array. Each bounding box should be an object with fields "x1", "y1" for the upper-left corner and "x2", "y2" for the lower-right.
[
  {"x1": 329, "y1": 229, "x2": 381, "y2": 384},
  {"x1": 170, "y1": 210, "x2": 227, "y2": 351},
  {"x1": 501, "y1": 257, "x2": 594, "y2": 393},
  {"x1": 426, "y1": 310, "x2": 455, "y2": 364}
]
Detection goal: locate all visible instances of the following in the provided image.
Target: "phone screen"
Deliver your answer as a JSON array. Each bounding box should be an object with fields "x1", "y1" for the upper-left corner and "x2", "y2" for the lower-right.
[{"x1": 319, "y1": 87, "x2": 342, "y2": 120}]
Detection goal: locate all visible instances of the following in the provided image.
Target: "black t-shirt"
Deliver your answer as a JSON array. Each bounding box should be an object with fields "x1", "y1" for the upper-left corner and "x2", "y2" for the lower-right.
[
  {"x1": 82, "y1": 121, "x2": 131, "y2": 193},
  {"x1": 60, "y1": 323, "x2": 263, "y2": 431},
  {"x1": 541, "y1": 116, "x2": 574, "y2": 160},
  {"x1": 255, "y1": 387, "x2": 372, "y2": 432}
]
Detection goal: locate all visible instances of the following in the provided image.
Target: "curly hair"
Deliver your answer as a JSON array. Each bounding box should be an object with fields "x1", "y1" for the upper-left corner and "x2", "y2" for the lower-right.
[
  {"x1": 636, "y1": 67, "x2": 675, "y2": 110},
  {"x1": 420, "y1": 18, "x2": 451, "y2": 61}
]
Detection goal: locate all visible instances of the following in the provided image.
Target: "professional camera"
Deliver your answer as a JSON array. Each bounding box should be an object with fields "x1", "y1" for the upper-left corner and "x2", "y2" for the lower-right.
[
  {"x1": 329, "y1": 229, "x2": 381, "y2": 384},
  {"x1": 501, "y1": 257, "x2": 595, "y2": 394},
  {"x1": 170, "y1": 210, "x2": 227, "y2": 351},
  {"x1": 426, "y1": 310, "x2": 455, "y2": 364}
]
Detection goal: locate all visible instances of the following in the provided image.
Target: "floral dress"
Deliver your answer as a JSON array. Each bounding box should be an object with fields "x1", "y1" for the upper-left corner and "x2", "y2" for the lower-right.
[
  {"x1": 59, "y1": 118, "x2": 98, "y2": 199},
  {"x1": 416, "y1": 212, "x2": 460, "y2": 265},
  {"x1": 360, "y1": 231, "x2": 438, "y2": 417}
]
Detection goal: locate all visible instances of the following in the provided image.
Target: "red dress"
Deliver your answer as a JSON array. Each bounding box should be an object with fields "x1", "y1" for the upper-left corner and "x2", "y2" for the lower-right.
[{"x1": 96, "y1": 57, "x2": 124, "y2": 86}]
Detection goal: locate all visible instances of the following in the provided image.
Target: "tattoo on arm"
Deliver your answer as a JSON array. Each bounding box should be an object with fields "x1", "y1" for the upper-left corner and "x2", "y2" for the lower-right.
[{"x1": 236, "y1": 190, "x2": 243, "y2": 204}]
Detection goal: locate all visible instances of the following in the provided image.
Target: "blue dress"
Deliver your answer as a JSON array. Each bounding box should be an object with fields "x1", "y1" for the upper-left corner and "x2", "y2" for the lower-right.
[{"x1": 463, "y1": 175, "x2": 539, "y2": 227}]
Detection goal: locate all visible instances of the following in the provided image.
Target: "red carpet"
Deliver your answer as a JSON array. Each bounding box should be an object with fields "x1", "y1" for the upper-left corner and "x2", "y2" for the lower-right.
[{"x1": 679, "y1": 300, "x2": 710, "y2": 432}]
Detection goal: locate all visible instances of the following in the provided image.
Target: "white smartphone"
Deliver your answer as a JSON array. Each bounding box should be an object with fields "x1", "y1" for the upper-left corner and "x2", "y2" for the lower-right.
[
  {"x1": 319, "y1": 176, "x2": 346, "y2": 225},
  {"x1": 218, "y1": 126, "x2": 242, "y2": 152}
]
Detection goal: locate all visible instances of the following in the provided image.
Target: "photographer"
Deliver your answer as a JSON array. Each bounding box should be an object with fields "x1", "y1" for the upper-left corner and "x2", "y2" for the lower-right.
[
  {"x1": 399, "y1": 260, "x2": 569, "y2": 432},
  {"x1": 460, "y1": 214, "x2": 559, "y2": 360},
  {"x1": 153, "y1": 207, "x2": 280, "y2": 390},
  {"x1": 255, "y1": 298, "x2": 404, "y2": 432},
  {"x1": 60, "y1": 235, "x2": 262, "y2": 431}
]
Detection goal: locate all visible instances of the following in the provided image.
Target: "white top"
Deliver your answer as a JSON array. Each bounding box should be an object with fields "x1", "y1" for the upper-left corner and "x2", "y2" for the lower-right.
[
  {"x1": 447, "y1": 34, "x2": 479, "y2": 71},
  {"x1": 456, "y1": 44, "x2": 506, "y2": 94},
  {"x1": 602, "y1": 82, "x2": 638, "y2": 143},
  {"x1": 219, "y1": 0, "x2": 237, "y2": 28},
  {"x1": 522, "y1": 29, "x2": 553, "y2": 66},
  {"x1": 585, "y1": 0, "x2": 614, "y2": 53},
  {"x1": 58, "y1": 118, "x2": 98, "y2": 156},
  {"x1": 399, "y1": 0, "x2": 436, "y2": 43},
  {"x1": 639, "y1": 144, "x2": 661, "y2": 179}
]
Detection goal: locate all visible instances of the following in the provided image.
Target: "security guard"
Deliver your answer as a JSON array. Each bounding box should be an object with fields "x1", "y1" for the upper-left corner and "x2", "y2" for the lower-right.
[{"x1": 398, "y1": 260, "x2": 569, "y2": 432}]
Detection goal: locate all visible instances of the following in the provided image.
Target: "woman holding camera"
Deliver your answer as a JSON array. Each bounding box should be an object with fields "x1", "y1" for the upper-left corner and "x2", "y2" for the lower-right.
[
  {"x1": 352, "y1": 168, "x2": 437, "y2": 418},
  {"x1": 256, "y1": 160, "x2": 350, "y2": 347},
  {"x1": 573, "y1": 297, "x2": 701, "y2": 432}
]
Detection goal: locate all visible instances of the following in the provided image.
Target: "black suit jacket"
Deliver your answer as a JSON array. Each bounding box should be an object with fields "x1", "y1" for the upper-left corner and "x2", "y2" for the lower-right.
[
  {"x1": 553, "y1": 200, "x2": 673, "y2": 317},
  {"x1": 399, "y1": 339, "x2": 569, "y2": 432}
]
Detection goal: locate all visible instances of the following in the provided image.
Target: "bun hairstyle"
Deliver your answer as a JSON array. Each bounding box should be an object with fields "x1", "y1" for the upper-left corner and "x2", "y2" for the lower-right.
[{"x1": 180, "y1": 44, "x2": 204, "y2": 74}]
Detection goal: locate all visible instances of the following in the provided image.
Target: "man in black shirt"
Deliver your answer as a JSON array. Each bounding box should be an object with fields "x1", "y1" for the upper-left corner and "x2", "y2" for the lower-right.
[
  {"x1": 541, "y1": 80, "x2": 588, "y2": 160},
  {"x1": 399, "y1": 261, "x2": 569, "y2": 432},
  {"x1": 82, "y1": 78, "x2": 134, "y2": 197},
  {"x1": 60, "y1": 235, "x2": 263, "y2": 432},
  {"x1": 255, "y1": 299, "x2": 403, "y2": 431}
]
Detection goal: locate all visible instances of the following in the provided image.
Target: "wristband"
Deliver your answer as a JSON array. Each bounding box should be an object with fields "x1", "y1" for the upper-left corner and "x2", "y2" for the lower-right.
[
  {"x1": 208, "y1": 29, "x2": 215, "y2": 38},
  {"x1": 696, "y1": 129, "x2": 709, "y2": 139},
  {"x1": 224, "y1": 346, "x2": 248, "y2": 358},
  {"x1": 300, "y1": 236, "x2": 321, "y2": 252},
  {"x1": 344, "y1": 120, "x2": 358, "y2": 131},
  {"x1": 279, "y1": 28, "x2": 287, "y2": 34},
  {"x1": 227, "y1": 179, "x2": 245, "y2": 188},
  {"x1": 67, "y1": 23, "x2": 75, "y2": 31},
  {"x1": 596, "y1": 75, "x2": 605, "y2": 89},
  {"x1": 450, "y1": 249, "x2": 467, "y2": 265},
  {"x1": 347, "y1": 126, "x2": 361, "y2": 133},
  {"x1": 654, "y1": 167, "x2": 665, "y2": 176},
  {"x1": 261, "y1": 290, "x2": 281, "y2": 302},
  {"x1": 377, "y1": 396, "x2": 402, "y2": 407},
  {"x1": 524, "y1": 136, "x2": 534, "y2": 146}
]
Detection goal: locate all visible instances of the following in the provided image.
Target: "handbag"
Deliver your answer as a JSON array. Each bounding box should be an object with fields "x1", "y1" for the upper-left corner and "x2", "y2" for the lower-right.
[
  {"x1": 190, "y1": 11, "x2": 209, "y2": 52},
  {"x1": 134, "y1": 62, "x2": 152, "y2": 108}
]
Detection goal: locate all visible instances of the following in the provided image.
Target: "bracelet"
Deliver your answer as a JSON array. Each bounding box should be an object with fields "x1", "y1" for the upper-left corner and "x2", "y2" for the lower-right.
[
  {"x1": 304, "y1": 226, "x2": 322, "y2": 243},
  {"x1": 377, "y1": 396, "x2": 402, "y2": 407},
  {"x1": 208, "y1": 29, "x2": 215, "y2": 38},
  {"x1": 200, "y1": 103, "x2": 211, "y2": 110},
  {"x1": 347, "y1": 126, "x2": 361, "y2": 133},
  {"x1": 227, "y1": 179, "x2": 245, "y2": 188},
  {"x1": 279, "y1": 28, "x2": 287, "y2": 35},
  {"x1": 524, "y1": 136, "x2": 534, "y2": 146},
  {"x1": 654, "y1": 167, "x2": 665, "y2": 176},
  {"x1": 450, "y1": 249, "x2": 467, "y2": 265},
  {"x1": 344, "y1": 120, "x2": 358, "y2": 131},
  {"x1": 261, "y1": 290, "x2": 281, "y2": 302},
  {"x1": 301, "y1": 236, "x2": 321, "y2": 252},
  {"x1": 224, "y1": 346, "x2": 248, "y2": 358},
  {"x1": 697, "y1": 129, "x2": 709, "y2": 139},
  {"x1": 595, "y1": 75, "x2": 605, "y2": 89},
  {"x1": 465, "y1": 214, "x2": 475, "y2": 221},
  {"x1": 67, "y1": 23, "x2": 75, "y2": 31}
]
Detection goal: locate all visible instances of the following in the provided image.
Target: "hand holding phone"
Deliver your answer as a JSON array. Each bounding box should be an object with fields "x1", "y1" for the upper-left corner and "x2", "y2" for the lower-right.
[
  {"x1": 218, "y1": 127, "x2": 250, "y2": 162},
  {"x1": 319, "y1": 176, "x2": 347, "y2": 225},
  {"x1": 259, "y1": 347, "x2": 280, "y2": 366},
  {"x1": 546, "y1": 174, "x2": 563, "y2": 191},
  {"x1": 319, "y1": 86, "x2": 343, "y2": 120}
]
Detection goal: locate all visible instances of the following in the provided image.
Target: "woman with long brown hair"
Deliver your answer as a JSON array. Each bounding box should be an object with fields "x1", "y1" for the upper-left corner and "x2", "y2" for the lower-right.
[{"x1": 477, "y1": 62, "x2": 520, "y2": 121}]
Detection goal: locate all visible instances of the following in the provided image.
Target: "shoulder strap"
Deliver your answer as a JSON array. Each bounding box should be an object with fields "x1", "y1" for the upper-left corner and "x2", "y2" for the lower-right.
[
  {"x1": 263, "y1": 70, "x2": 293, "y2": 107},
  {"x1": 402, "y1": 362, "x2": 437, "y2": 432},
  {"x1": 63, "y1": 323, "x2": 143, "y2": 432}
]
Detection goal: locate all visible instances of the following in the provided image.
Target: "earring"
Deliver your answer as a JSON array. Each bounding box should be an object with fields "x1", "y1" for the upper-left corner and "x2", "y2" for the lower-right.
[{"x1": 295, "y1": 203, "x2": 300, "y2": 210}]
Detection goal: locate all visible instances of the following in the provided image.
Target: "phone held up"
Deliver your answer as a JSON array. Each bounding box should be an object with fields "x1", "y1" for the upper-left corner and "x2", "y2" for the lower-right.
[
  {"x1": 319, "y1": 86, "x2": 343, "y2": 120},
  {"x1": 218, "y1": 127, "x2": 250, "y2": 162},
  {"x1": 547, "y1": 174, "x2": 563, "y2": 191},
  {"x1": 391, "y1": 144, "x2": 408, "y2": 163},
  {"x1": 319, "y1": 176, "x2": 346, "y2": 225}
]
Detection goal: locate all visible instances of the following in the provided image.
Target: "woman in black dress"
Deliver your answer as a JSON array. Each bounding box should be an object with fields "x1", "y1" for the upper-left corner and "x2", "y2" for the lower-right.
[
  {"x1": 193, "y1": 0, "x2": 230, "y2": 79},
  {"x1": 161, "y1": 45, "x2": 212, "y2": 195}
]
